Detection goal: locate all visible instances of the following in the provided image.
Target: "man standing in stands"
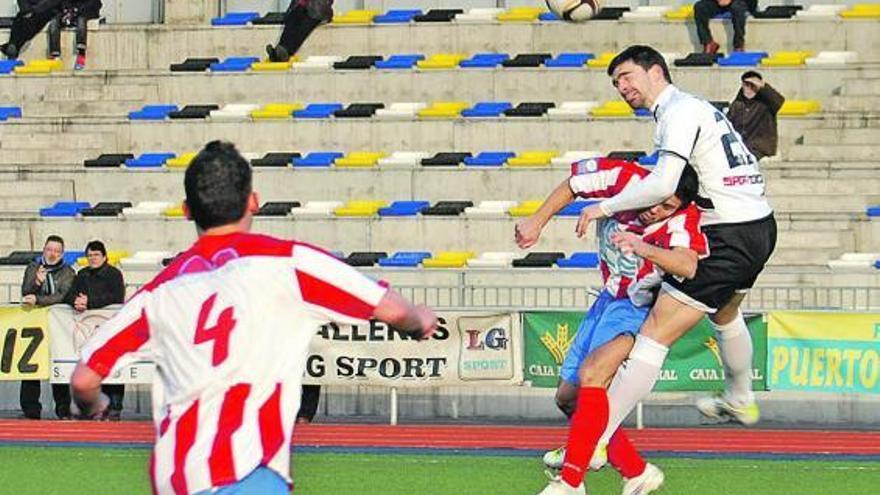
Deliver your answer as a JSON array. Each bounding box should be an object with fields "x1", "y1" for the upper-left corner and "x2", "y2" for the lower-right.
[
  {"x1": 20, "y1": 235, "x2": 76, "y2": 419},
  {"x1": 65, "y1": 240, "x2": 126, "y2": 419},
  {"x1": 694, "y1": 0, "x2": 756, "y2": 53},
  {"x1": 727, "y1": 71, "x2": 786, "y2": 161},
  {"x1": 265, "y1": 0, "x2": 333, "y2": 62}
]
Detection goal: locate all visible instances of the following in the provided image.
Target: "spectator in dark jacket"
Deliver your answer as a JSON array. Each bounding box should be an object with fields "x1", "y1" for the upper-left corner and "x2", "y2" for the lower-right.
[
  {"x1": 726, "y1": 71, "x2": 786, "y2": 160},
  {"x1": 19, "y1": 235, "x2": 76, "y2": 419},
  {"x1": 1, "y1": 0, "x2": 101, "y2": 67},
  {"x1": 694, "y1": 0, "x2": 757, "y2": 53},
  {"x1": 265, "y1": 0, "x2": 333, "y2": 62},
  {"x1": 65, "y1": 239, "x2": 126, "y2": 419}
]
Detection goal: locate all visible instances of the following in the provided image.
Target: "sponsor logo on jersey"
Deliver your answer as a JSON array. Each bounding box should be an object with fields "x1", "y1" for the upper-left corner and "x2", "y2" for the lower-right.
[{"x1": 723, "y1": 174, "x2": 764, "y2": 187}]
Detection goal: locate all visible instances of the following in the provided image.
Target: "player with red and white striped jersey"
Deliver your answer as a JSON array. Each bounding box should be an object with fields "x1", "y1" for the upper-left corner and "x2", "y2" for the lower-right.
[{"x1": 71, "y1": 141, "x2": 438, "y2": 495}]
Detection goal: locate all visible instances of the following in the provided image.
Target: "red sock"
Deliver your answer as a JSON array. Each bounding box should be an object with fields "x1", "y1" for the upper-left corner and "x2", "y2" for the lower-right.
[
  {"x1": 560, "y1": 387, "x2": 609, "y2": 487},
  {"x1": 607, "y1": 428, "x2": 646, "y2": 479}
]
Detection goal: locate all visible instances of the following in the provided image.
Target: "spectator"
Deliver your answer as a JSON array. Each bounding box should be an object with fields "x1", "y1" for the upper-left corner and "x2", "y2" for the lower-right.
[
  {"x1": 297, "y1": 385, "x2": 321, "y2": 423},
  {"x1": 1, "y1": 0, "x2": 101, "y2": 68},
  {"x1": 19, "y1": 235, "x2": 76, "y2": 419},
  {"x1": 694, "y1": 0, "x2": 757, "y2": 54},
  {"x1": 265, "y1": 0, "x2": 333, "y2": 62},
  {"x1": 726, "y1": 71, "x2": 786, "y2": 160},
  {"x1": 65, "y1": 240, "x2": 126, "y2": 420},
  {"x1": 47, "y1": 0, "x2": 101, "y2": 70}
]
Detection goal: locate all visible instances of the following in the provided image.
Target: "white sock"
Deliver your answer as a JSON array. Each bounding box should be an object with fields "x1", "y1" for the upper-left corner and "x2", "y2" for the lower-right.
[
  {"x1": 599, "y1": 335, "x2": 668, "y2": 444},
  {"x1": 712, "y1": 311, "x2": 754, "y2": 407}
]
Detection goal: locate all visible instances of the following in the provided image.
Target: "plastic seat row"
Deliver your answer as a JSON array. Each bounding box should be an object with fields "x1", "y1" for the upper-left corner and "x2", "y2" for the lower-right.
[
  {"x1": 827, "y1": 253, "x2": 880, "y2": 271},
  {"x1": 39, "y1": 201, "x2": 185, "y2": 219},
  {"x1": 339, "y1": 251, "x2": 599, "y2": 268},
  {"x1": 672, "y1": 51, "x2": 857, "y2": 67},
  {"x1": 0, "y1": 106, "x2": 22, "y2": 121}
]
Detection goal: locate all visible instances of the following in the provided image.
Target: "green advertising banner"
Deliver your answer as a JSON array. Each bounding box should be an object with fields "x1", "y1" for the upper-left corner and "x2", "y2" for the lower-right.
[{"x1": 523, "y1": 311, "x2": 767, "y2": 391}]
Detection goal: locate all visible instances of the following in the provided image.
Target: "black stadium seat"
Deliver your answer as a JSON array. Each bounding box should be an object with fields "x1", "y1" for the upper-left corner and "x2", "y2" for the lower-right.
[
  {"x1": 674, "y1": 53, "x2": 720, "y2": 67},
  {"x1": 333, "y1": 103, "x2": 385, "y2": 118},
  {"x1": 251, "y1": 12, "x2": 286, "y2": 25},
  {"x1": 0, "y1": 251, "x2": 41, "y2": 266},
  {"x1": 256, "y1": 201, "x2": 301, "y2": 216},
  {"x1": 168, "y1": 105, "x2": 219, "y2": 119},
  {"x1": 84, "y1": 153, "x2": 134, "y2": 168},
  {"x1": 421, "y1": 152, "x2": 471, "y2": 167},
  {"x1": 753, "y1": 5, "x2": 802, "y2": 19},
  {"x1": 420, "y1": 201, "x2": 474, "y2": 216},
  {"x1": 79, "y1": 202, "x2": 133, "y2": 217},
  {"x1": 333, "y1": 56, "x2": 384, "y2": 70},
  {"x1": 512, "y1": 252, "x2": 565, "y2": 268},
  {"x1": 170, "y1": 58, "x2": 219, "y2": 72},
  {"x1": 414, "y1": 9, "x2": 462, "y2": 22},
  {"x1": 344, "y1": 252, "x2": 388, "y2": 267},
  {"x1": 501, "y1": 53, "x2": 552, "y2": 68},
  {"x1": 504, "y1": 102, "x2": 555, "y2": 117},
  {"x1": 251, "y1": 152, "x2": 301, "y2": 167},
  {"x1": 592, "y1": 7, "x2": 629, "y2": 20}
]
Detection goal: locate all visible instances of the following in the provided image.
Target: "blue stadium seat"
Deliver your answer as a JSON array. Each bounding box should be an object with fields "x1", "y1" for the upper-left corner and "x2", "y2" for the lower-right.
[
  {"x1": 211, "y1": 12, "x2": 260, "y2": 26},
  {"x1": 0, "y1": 106, "x2": 22, "y2": 120},
  {"x1": 464, "y1": 151, "x2": 515, "y2": 167},
  {"x1": 635, "y1": 108, "x2": 652, "y2": 118},
  {"x1": 876, "y1": 260, "x2": 880, "y2": 270},
  {"x1": 867, "y1": 206, "x2": 880, "y2": 217},
  {"x1": 210, "y1": 57, "x2": 259, "y2": 72},
  {"x1": 125, "y1": 153, "x2": 176, "y2": 168},
  {"x1": 294, "y1": 103, "x2": 344, "y2": 118},
  {"x1": 545, "y1": 53, "x2": 595, "y2": 68},
  {"x1": 39, "y1": 201, "x2": 90, "y2": 217},
  {"x1": 462, "y1": 102, "x2": 513, "y2": 118},
  {"x1": 459, "y1": 53, "x2": 510, "y2": 68},
  {"x1": 0, "y1": 59, "x2": 23, "y2": 74},
  {"x1": 378, "y1": 201, "x2": 431, "y2": 216},
  {"x1": 373, "y1": 9, "x2": 423, "y2": 23},
  {"x1": 378, "y1": 252, "x2": 432, "y2": 267},
  {"x1": 539, "y1": 12, "x2": 561, "y2": 21},
  {"x1": 375, "y1": 54, "x2": 425, "y2": 69},
  {"x1": 62, "y1": 250, "x2": 85, "y2": 266},
  {"x1": 638, "y1": 151, "x2": 659, "y2": 166},
  {"x1": 557, "y1": 252, "x2": 600, "y2": 268},
  {"x1": 717, "y1": 51, "x2": 768, "y2": 67},
  {"x1": 292, "y1": 152, "x2": 344, "y2": 167},
  {"x1": 558, "y1": 201, "x2": 597, "y2": 216},
  {"x1": 129, "y1": 105, "x2": 178, "y2": 120}
]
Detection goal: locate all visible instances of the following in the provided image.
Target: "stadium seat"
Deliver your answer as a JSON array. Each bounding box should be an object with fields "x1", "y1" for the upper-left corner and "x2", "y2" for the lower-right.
[
  {"x1": 545, "y1": 53, "x2": 594, "y2": 68},
  {"x1": 14, "y1": 58, "x2": 63, "y2": 74},
  {"x1": 421, "y1": 152, "x2": 471, "y2": 167},
  {"x1": 122, "y1": 201, "x2": 174, "y2": 218},
  {"x1": 374, "y1": 54, "x2": 425, "y2": 70},
  {"x1": 591, "y1": 101, "x2": 635, "y2": 118},
  {"x1": 508, "y1": 200, "x2": 543, "y2": 216},
  {"x1": 414, "y1": 9, "x2": 462, "y2": 22},
  {"x1": 211, "y1": 11, "x2": 259, "y2": 26},
  {"x1": 464, "y1": 200, "x2": 517, "y2": 217},
  {"x1": 607, "y1": 150, "x2": 647, "y2": 161},
  {"x1": 256, "y1": 201, "x2": 301, "y2": 216},
  {"x1": 251, "y1": 59, "x2": 298, "y2": 71},
  {"x1": 129, "y1": 104, "x2": 178, "y2": 120},
  {"x1": 290, "y1": 201, "x2": 343, "y2": 217},
  {"x1": 548, "y1": 101, "x2": 599, "y2": 119},
  {"x1": 418, "y1": 101, "x2": 468, "y2": 118},
  {"x1": 163, "y1": 204, "x2": 185, "y2": 218},
  {"x1": 78, "y1": 250, "x2": 129, "y2": 267},
  {"x1": 334, "y1": 200, "x2": 388, "y2": 217},
  {"x1": 840, "y1": 4, "x2": 880, "y2": 19},
  {"x1": 539, "y1": 11, "x2": 560, "y2": 21},
  {"x1": 0, "y1": 59, "x2": 23, "y2": 74},
  {"x1": 344, "y1": 252, "x2": 388, "y2": 267},
  {"x1": 294, "y1": 103, "x2": 344, "y2": 118},
  {"x1": 251, "y1": 12, "x2": 285, "y2": 24},
  {"x1": 333, "y1": 56, "x2": 383, "y2": 70},
  {"x1": 622, "y1": 6, "x2": 672, "y2": 20},
  {"x1": 551, "y1": 151, "x2": 602, "y2": 167},
  {"x1": 462, "y1": 102, "x2": 513, "y2": 118},
  {"x1": 170, "y1": 58, "x2": 219, "y2": 72},
  {"x1": 635, "y1": 108, "x2": 652, "y2": 118},
  {"x1": 210, "y1": 57, "x2": 259, "y2": 72},
  {"x1": 421, "y1": 201, "x2": 474, "y2": 216},
  {"x1": 467, "y1": 252, "x2": 517, "y2": 268},
  {"x1": 497, "y1": 6, "x2": 545, "y2": 22},
  {"x1": 39, "y1": 201, "x2": 90, "y2": 217},
  {"x1": 717, "y1": 51, "x2": 768, "y2": 67},
  {"x1": 593, "y1": 7, "x2": 630, "y2": 20},
  {"x1": 459, "y1": 53, "x2": 510, "y2": 68},
  {"x1": 418, "y1": 53, "x2": 468, "y2": 70},
  {"x1": 557, "y1": 252, "x2": 600, "y2": 268},
  {"x1": 293, "y1": 152, "x2": 344, "y2": 167},
  {"x1": 455, "y1": 8, "x2": 504, "y2": 23},
  {"x1": 504, "y1": 102, "x2": 555, "y2": 117},
  {"x1": 639, "y1": 151, "x2": 660, "y2": 166},
  {"x1": 761, "y1": 51, "x2": 812, "y2": 67},
  {"x1": 0, "y1": 106, "x2": 21, "y2": 121},
  {"x1": 168, "y1": 105, "x2": 219, "y2": 119},
  {"x1": 805, "y1": 51, "x2": 858, "y2": 65},
  {"x1": 778, "y1": 100, "x2": 821, "y2": 116},
  {"x1": 292, "y1": 56, "x2": 344, "y2": 71},
  {"x1": 378, "y1": 151, "x2": 429, "y2": 166},
  {"x1": 558, "y1": 201, "x2": 596, "y2": 216},
  {"x1": 828, "y1": 253, "x2": 880, "y2": 271},
  {"x1": 664, "y1": 5, "x2": 694, "y2": 20},
  {"x1": 251, "y1": 152, "x2": 301, "y2": 167},
  {"x1": 378, "y1": 201, "x2": 431, "y2": 216},
  {"x1": 84, "y1": 153, "x2": 134, "y2": 168},
  {"x1": 120, "y1": 251, "x2": 172, "y2": 270},
  {"x1": 753, "y1": 5, "x2": 802, "y2": 19},
  {"x1": 125, "y1": 153, "x2": 175, "y2": 168},
  {"x1": 586, "y1": 52, "x2": 617, "y2": 69},
  {"x1": 166, "y1": 152, "x2": 197, "y2": 169},
  {"x1": 251, "y1": 103, "x2": 303, "y2": 120},
  {"x1": 332, "y1": 10, "x2": 379, "y2": 24},
  {"x1": 373, "y1": 9, "x2": 422, "y2": 23},
  {"x1": 507, "y1": 151, "x2": 559, "y2": 167},
  {"x1": 502, "y1": 53, "x2": 552, "y2": 68},
  {"x1": 513, "y1": 252, "x2": 564, "y2": 267},
  {"x1": 79, "y1": 202, "x2": 132, "y2": 217},
  {"x1": 674, "y1": 53, "x2": 718, "y2": 67},
  {"x1": 335, "y1": 152, "x2": 387, "y2": 168},
  {"x1": 464, "y1": 151, "x2": 515, "y2": 166},
  {"x1": 0, "y1": 251, "x2": 42, "y2": 266},
  {"x1": 866, "y1": 206, "x2": 880, "y2": 217},
  {"x1": 62, "y1": 250, "x2": 85, "y2": 266},
  {"x1": 211, "y1": 103, "x2": 261, "y2": 121},
  {"x1": 378, "y1": 251, "x2": 431, "y2": 267},
  {"x1": 334, "y1": 103, "x2": 385, "y2": 118},
  {"x1": 795, "y1": 4, "x2": 844, "y2": 20},
  {"x1": 422, "y1": 251, "x2": 475, "y2": 268}
]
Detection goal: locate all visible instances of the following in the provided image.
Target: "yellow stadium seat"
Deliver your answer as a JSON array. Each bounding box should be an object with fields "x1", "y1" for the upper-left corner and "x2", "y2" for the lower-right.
[
  {"x1": 591, "y1": 101, "x2": 635, "y2": 118},
  {"x1": 497, "y1": 6, "x2": 545, "y2": 22},
  {"x1": 417, "y1": 53, "x2": 468, "y2": 70},
  {"x1": 335, "y1": 152, "x2": 387, "y2": 168},
  {"x1": 586, "y1": 52, "x2": 617, "y2": 69},
  {"x1": 251, "y1": 103, "x2": 303, "y2": 120},
  {"x1": 508, "y1": 200, "x2": 543, "y2": 217},
  {"x1": 778, "y1": 100, "x2": 821, "y2": 117},
  {"x1": 422, "y1": 251, "x2": 476, "y2": 268},
  {"x1": 840, "y1": 4, "x2": 880, "y2": 18},
  {"x1": 251, "y1": 60, "x2": 295, "y2": 71},
  {"x1": 164, "y1": 205, "x2": 185, "y2": 218},
  {"x1": 507, "y1": 151, "x2": 559, "y2": 167},
  {"x1": 14, "y1": 58, "x2": 63, "y2": 74},
  {"x1": 78, "y1": 250, "x2": 131, "y2": 267},
  {"x1": 333, "y1": 200, "x2": 388, "y2": 217},
  {"x1": 760, "y1": 51, "x2": 813, "y2": 67},
  {"x1": 166, "y1": 152, "x2": 197, "y2": 169},
  {"x1": 332, "y1": 10, "x2": 379, "y2": 24},
  {"x1": 664, "y1": 5, "x2": 694, "y2": 20},
  {"x1": 418, "y1": 101, "x2": 469, "y2": 119}
]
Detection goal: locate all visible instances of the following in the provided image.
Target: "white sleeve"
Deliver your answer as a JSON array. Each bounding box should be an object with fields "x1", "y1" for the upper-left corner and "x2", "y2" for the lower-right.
[{"x1": 599, "y1": 153, "x2": 687, "y2": 215}]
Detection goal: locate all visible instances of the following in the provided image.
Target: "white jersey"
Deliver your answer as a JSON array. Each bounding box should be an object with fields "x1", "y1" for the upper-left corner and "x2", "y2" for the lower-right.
[
  {"x1": 653, "y1": 85, "x2": 773, "y2": 225},
  {"x1": 80, "y1": 232, "x2": 388, "y2": 495}
]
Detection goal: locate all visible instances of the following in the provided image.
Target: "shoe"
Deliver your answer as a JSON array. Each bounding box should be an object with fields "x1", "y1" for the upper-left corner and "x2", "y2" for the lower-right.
[
  {"x1": 74, "y1": 53, "x2": 86, "y2": 71},
  {"x1": 48, "y1": 51, "x2": 61, "y2": 60},
  {"x1": 265, "y1": 44, "x2": 290, "y2": 63},
  {"x1": 536, "y1": 472, "x2": 586, "y2": 495},
  {"x1": 733, "y1": 46, "x2": 745, "y2": 52},
  {"x1": 696, "y1": 394, "x2": 760, "y2": 426},
  {"x1": 621, "y1": 463, "x2": 664, "y2": 495},
  {"x1": 543, "y1": 444, "x2": 608, "y2": 471},
  {"x1": 1, "y1": 42, "x2": 18, "y2": 60},
  {"x1": 19, "y1": 411, "x2": 41, "y2": 420},
  {"x1": 703, "y1": 41, "x2": 720, "y2": 54},
  {"x1": 55, "y1": 407, "x2": 72, "y2": 420}
]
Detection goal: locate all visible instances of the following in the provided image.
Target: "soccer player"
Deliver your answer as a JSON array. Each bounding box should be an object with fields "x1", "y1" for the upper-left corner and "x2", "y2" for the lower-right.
[
  {"x1": 572, "y1": 45, "x2": 776, "y2": 454},
  {"x1": 517, "y1": 158, "x2": 707, "y2": 495},
  {"x1": 70, "y1": 141, "x2": 438, "y2": 495}
]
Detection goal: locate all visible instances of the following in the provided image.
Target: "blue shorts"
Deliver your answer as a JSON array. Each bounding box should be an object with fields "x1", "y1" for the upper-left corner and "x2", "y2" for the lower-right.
[
  {"x1": 194, "y1": 467, "x2": 289, "y2": 495},
  {"x1": 559, "y1": 291, "x2": 649, "y2": 385}
]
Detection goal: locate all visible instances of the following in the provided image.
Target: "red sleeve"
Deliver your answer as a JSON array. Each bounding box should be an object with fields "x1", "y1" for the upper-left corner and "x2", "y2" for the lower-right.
[
  {"x1": 80, "y1": 294, "x2": 151, "y2": 378},
  {"x1": 645, "y1": 205, "x2": 709, "y2": 257},
  {"x1": 569, "y1": 158, "x2": 650, "y2": 199}
]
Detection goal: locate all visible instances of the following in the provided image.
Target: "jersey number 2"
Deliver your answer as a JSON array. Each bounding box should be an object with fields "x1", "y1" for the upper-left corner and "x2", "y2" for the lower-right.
[
  {"x1": 714, "y1": 112, "x2": 755, "y2": 169},
  {"x1": 194, "y1": 293, "x2": 237, "y2": 366}
]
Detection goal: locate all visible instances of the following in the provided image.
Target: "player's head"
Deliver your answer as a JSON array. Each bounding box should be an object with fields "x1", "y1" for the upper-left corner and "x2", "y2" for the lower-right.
[
  {"x1": 607, "y1": 45, "x2": 672, "y2": 110},
  {"x1": 184, "y1": 140, "x2": 259, "y2": 233},
  {"x1": 638, "y1": 165, "x2": 698, "y2": 225}
]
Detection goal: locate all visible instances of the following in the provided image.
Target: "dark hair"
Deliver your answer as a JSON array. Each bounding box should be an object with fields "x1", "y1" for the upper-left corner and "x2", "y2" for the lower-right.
[
  {"x1": 185, "y1": 140, "x2": 252, "y2": 230},
  {"x1": 607, "y1": 45, "x2": 672, "y2": 83},
  {"x1": 85, "y1": 240, "x2": 107, "y2": 257},
  {"x1": 45, "y1": 235, "x2": 64, "y2": 248},
  {"x1": 674, "y1": 165, "x2": 699, "y2": 207},
  {"x1": 741, "y1": 70, "x2": 762, "y2": 82}
]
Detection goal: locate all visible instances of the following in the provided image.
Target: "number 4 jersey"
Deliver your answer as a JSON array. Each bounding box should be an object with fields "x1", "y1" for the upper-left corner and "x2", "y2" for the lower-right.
[
  {"x1": 653, "y1": 85, "x2": 773, "y2": 226},
  {"x1": 79, "y1": 232, "x2": 389, "y2": 495}
]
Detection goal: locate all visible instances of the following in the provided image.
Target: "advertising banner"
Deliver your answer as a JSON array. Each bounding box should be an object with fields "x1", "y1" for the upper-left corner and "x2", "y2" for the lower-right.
[{"x1": 0, "y1": 306, "x2": 50, "y2": 381}]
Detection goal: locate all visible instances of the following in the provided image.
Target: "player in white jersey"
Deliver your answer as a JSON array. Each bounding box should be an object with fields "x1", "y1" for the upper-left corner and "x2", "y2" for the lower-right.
[
  {"x1": 70, "y1": 141, "x2": 438, "y2": 495},
  {"x1": 568, "y1": 45, "x2": 777, "y2": 451}
]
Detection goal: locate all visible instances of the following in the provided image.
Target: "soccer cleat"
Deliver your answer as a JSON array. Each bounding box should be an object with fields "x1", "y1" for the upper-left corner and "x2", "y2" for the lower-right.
[
  {"x1": 696, "y1": 394, "x2": 760, "y2": 426},
  {"x1": 543, "y1": 446, "x2": 565, "y2": 470},
  {"x1": 543, "y1": 444, "x2": 607, "y2": 471},
  {"x1": 536, "y1": 472, "x2": 586, "y2": 495},
  {"x1": 621, "y1": 463, "x2": 664, "y2": 495}
]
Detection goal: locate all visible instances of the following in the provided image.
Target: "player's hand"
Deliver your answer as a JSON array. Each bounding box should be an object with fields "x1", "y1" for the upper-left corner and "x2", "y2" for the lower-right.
[
  {"x1": 76, "y1": 392, "x2": 110, "y2": 420},
  {"x1": 610, "y1": 231, "x2": 647, "y2": 256},
  {"x1": 414, "y1": 305, "x2": 438, "y2": 340},
  {"x1": 515, "y1": 216, "x2": 543, "y2": 249},
  {"x1": 74, "y1": 293, "x2": 88, "y2": 312},
  {"x1": 35, "y1": 265, "x2": 47, "y2": 285},
  {"x1": 575, "y1": 204, "x2": 606, "y2": 238},
  {"x1": 22, "y1": 294, "x2": 37, "y2": 306}
]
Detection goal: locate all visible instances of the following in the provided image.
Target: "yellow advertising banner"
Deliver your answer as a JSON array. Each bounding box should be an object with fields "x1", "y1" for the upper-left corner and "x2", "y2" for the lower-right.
[{"x1": 0, "y1": 306, "x2": 50, "y2": 380}]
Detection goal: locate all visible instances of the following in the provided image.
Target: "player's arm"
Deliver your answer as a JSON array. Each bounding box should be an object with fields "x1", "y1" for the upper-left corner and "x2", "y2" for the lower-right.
[
  {"x1": 597, "y1": 153, "x2": 687, "y2": 217},
  {"x1": 613, "y1": 232, "x2": 699, "y2": 279},
  {"x1": 70, "y1": 362, "x2": 109, "y2": 418},
  {"x1": 515, "y1": 179, "x2": 575, "y2": 248},
  {"x1": 373, "y1": 290, "x2": 437, "y2": 339}
]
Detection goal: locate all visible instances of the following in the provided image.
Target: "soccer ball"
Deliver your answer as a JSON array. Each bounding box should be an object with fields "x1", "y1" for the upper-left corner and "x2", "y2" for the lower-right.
[{"x1": 545, "y1": 0, "x2": 601, "y2": 22}]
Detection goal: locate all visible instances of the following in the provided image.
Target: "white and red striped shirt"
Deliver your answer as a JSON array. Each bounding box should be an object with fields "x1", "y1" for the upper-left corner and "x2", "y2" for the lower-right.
[
  {"x1": 79, "y1": 232, "x2": 388, "y2": 495},
  {"x1": 569, "y1": 158, "x2": 709, "y2": 306}
]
